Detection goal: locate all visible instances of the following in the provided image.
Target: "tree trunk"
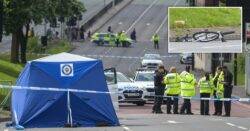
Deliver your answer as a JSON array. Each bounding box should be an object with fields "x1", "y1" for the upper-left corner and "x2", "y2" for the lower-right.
[
  {"x1": 10, "y1": 31, "x2": 19, "y2": 63},
  {"x1": 20, "y1": 24, "x2": 29, "y2": 64}
]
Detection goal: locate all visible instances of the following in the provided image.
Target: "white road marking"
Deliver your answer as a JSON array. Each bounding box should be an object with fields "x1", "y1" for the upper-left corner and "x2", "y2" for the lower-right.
[
  {"x1": 125, "y1": 0, "x2": 159, "y2": 34},
  {"x1": 238, "y1": 126, "x2": 248, "y2": 130},
  {"x1": 163, "y1": 120, "x2": 183, "y2": 124},
  {"x1": 119, "y1": 22, "x2": 123, "y2": 25},
  {"x1": 122, "y1": 125, "x2": 132, "y2": 131},
  {"x1": 82, "y1": 54, "x2": 176, "y2": 59},
  {"x1": 146, "y1": 23, "x2": 151, "y2": 26},
  {"x1": 155, "y1": 0, "x2": 181, "y2": 34},
  {"x1": 226, "y1": 122, "x2": 249, "y2": 131},
  {"x1": 226, "y1": 122, "x2": 236, "y2": 127},
  {"x1": 3, "y1": 129, "x2": 8, "y2": 131}
]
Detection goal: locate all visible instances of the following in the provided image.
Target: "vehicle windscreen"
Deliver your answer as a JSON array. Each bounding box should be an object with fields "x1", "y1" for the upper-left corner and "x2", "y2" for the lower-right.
[
  {"x1": 144, "y1": 54, "x2": 161, "y2": 60},
  {"x1": 134, "y1": 72, "x2": 154, "y2": 82},
  {"x1": 117, "y1": 73, "x2": 131, "y2": 82}
]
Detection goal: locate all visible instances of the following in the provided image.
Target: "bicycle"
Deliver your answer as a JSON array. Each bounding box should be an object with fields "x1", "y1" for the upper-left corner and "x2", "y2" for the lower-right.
[{"x1": 176, "y1": 29, "x2": 235, "y2": 42}]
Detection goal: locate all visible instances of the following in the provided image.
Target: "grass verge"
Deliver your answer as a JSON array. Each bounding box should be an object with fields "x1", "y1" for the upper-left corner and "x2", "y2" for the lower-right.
[{"x1": 169, "y1": 8, "x2": 241, "y2": 29}]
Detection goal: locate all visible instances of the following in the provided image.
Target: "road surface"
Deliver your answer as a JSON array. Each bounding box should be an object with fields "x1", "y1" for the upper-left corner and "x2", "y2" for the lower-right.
[{"x1": 71, "y1": 0, "x2": 187, "y2": 77}]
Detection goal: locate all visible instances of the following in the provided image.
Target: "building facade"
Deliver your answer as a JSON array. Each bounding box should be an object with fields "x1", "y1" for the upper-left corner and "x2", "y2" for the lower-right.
[{"x1": 194, "y1": 0, "x2": 219, "y2": 6}]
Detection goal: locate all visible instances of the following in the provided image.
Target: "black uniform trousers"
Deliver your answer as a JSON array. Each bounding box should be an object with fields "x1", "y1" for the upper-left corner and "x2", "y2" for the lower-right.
[
  {"x1": 152, "y1": 87, "x2": 165, "y2": 113},
  {"x1": 213, "y1": 91, "x2": 222, "y2": 115},
  {"x1": 154, "y1": 41, "x2": 159, "y2": 49},
  {"x1": 224, "y1": 87, "x2": 232, "y2": 116},
  {"x1": 200, "y1": 93, "x2": 210, "y2": 115},
  {"x1": 166, "y1": 94, "x2": 179, "y2": 114},
  {"x1": 180, "y1": 98, "x2": 192, "y2": 114}
]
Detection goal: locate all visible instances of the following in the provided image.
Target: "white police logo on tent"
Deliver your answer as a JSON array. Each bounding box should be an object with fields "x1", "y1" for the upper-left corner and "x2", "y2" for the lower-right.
[{"x1": 60, "y1": 64, "x2": 73, "y2": 77}]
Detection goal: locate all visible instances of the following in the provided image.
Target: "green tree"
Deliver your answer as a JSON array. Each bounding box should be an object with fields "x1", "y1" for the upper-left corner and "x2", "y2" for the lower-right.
[{"x1": 3, "y1": 0, "x2": 85, "y2": 63}]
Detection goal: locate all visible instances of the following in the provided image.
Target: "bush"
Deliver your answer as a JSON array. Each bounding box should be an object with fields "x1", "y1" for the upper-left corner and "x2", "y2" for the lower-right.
[{"x1": 27, "y1": 37, "x2": 42, "y2": 53}]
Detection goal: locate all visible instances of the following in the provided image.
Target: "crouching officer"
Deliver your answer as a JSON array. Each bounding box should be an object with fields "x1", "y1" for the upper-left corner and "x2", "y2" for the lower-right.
[
  {"x1": 199, "y1": 72, "x2": 214, "y2": 115},
  {"x1": 164, "y1": 67, "x2": 181, "y2": 114},
  {"x1": 180, "y1": 66, "x2": 196, "y2": 115},
  {"x1": 152, "y1": 65, "x2": 167, "y2": 114}
]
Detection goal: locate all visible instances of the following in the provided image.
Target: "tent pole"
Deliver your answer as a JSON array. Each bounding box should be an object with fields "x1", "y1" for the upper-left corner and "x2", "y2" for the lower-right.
[{"x1": 67, "y1": 90, "x2": 73, "y2": 127}]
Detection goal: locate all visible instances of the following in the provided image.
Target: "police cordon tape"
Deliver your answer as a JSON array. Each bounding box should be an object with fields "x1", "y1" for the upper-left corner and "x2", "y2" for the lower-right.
[{"x1": 1, "y1": 84, "x2": 250, "y2": 102}]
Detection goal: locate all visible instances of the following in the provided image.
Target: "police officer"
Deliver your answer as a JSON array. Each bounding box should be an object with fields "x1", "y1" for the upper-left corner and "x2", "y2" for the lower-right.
[
  {"x1": 222, "y1": 66, "x2": 233, "y2": 117},
  {"x1": 130, "y1": 28, "x2": 137, "y2": 42},
  {"x1": 152, "y1": 34, "x2": 160, "y2": 49},
  {"x1": 199, "y1": 72, "x2": 214, "y2": 115},
  {"x1": 108, "y1": 26, "x2": 112, "y2": 33},
  {"x1": 164, "y1": 67, "x2": 181, "y2": 114},
  {"x1": 180, "y1": 66, "x2": 196, "y2": 115},
  {"x1": 120, "y1": 31, "x2": 127, "y2": 47},
  {"x1": 213, "y1": 66, "x2": 223, "y2": 116},
  {"x1": 152, "y1": 65, "x2": 167, "y2": 114},
  {"x1": 216, "y1": 67, "x2": 225, "y2": 116}
]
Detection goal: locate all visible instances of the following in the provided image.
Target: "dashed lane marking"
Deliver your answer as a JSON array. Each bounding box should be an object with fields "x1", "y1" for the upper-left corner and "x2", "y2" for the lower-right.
[
  {"x1": 125, "y1": 0, "x2": 159, "y2": 34},
  {"x1": 226, "y1": 122, "x2": 249, "y2": 131},
  {"x1": 121, "y1": 125, "x2": 132, "y2": 131},
  {"x1": 82, "y1": 54, "x2": 177, "y2": 59}
]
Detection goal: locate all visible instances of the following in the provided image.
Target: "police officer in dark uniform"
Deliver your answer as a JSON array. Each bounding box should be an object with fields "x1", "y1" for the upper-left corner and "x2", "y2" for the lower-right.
[
  {"x1": 152, "y1": 65, "x2": 167, "y2": 114},
  {"x1": 222, "y1": 66, "x2": 233, "y2": 117}
]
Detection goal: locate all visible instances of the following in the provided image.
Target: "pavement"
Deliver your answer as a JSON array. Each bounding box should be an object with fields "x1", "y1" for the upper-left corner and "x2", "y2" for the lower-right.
[{"x1": 168, "y1": 41, "x2": 242, "y2": 53}]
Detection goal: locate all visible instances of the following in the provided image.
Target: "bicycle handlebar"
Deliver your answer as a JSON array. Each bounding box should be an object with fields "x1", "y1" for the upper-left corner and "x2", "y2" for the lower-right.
[{"x1": 222, "y1": 31, "x2": 235, "y2": 36}]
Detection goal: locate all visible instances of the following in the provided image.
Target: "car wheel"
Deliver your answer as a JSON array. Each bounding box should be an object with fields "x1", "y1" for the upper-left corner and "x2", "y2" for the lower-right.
[{"x1": 136, "y1": 102, "x2": 145, "y2": 106}]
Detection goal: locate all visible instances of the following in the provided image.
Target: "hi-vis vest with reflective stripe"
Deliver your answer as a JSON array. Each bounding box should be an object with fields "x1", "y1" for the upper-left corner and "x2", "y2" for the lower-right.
[
  {"x1": 180, "y1": 71, "x2": 196, "y2": 97},
  {"x1": 217, "y1": 71, "x2": 224, "y2": 98},
  {"x1": 199, "y1": 77, "x2": 214, "y2": 94},
  {"x1": 164, "y1": 73, "x2": 181, "y2": 95}
]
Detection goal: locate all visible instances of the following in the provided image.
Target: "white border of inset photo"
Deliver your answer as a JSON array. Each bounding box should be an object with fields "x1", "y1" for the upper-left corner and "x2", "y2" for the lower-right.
[{"x1": 168, "y1": 7, "x2": 243, "y2": 53}]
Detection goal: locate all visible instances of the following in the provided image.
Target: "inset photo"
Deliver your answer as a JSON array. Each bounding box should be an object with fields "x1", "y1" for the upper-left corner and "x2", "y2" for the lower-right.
[{"x1": 168, "y1": 7, "x2": 242, "y2": 53}]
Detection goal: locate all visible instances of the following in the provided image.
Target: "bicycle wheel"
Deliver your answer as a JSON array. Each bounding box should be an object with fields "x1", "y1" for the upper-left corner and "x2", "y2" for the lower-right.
[{"x1": 193, "y1": 31, "x2": 219, "y2": 42}]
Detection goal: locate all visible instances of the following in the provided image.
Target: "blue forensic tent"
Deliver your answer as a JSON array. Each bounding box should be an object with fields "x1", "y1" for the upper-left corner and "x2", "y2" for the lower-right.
[{"x1": 11, "y1": 53, "x2": 119, "y2": 128}]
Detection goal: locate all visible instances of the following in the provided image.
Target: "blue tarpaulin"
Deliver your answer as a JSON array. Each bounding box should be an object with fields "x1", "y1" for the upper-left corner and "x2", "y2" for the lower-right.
[{"x1": 11, "y1": 53, "x2": 119, "y2": 128}]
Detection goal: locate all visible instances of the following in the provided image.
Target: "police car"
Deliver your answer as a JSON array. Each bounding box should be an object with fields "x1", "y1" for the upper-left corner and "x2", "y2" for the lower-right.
[
  {"x1": 91, "y1": 32, "x2": 133, "y2": 47},
  {"x1": 180, "y1": 53, "x2": 193, "y2": 64},
  {"x1": 141, "y1": 53, "x2": 163, "y2": 70},
  {"x1": 105, "y1": 72, "x2": 146, "y2": 106},
  {"x1": 133, "y1": 70, "x2": 155, "y2": 102}
]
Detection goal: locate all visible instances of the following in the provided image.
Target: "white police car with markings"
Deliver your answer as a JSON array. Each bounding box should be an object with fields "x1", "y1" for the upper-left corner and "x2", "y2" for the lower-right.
[
  {"x1": 141, "y1": 53, "x2": 163, "y2": 70},
  {"x1": 133, "y1": 70, "x2": 155, "y2": 102},
  {"x1": 105, "y1": 72, "x2": 146, "y2": 106}
]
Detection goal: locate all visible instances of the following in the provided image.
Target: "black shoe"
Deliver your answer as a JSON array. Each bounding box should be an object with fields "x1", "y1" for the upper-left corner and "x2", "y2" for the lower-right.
[
  {"x1": 222, "y1": 114, "x2": 230, "y2": 117},
  {"x1": 174, "y1": 112, "x2": 179, "y2": 114},
  {"x1": 167, "y1": 112, "x2": 172, "y2": 114},
  {"x1": 179, "y1": 112, "x2": 185, "y2": 115},
  {"x1": 205, "y1": 114, "x2": 210, "y2": 116},
  {"x1": 217, "y1": 113, "x2": 222, "y2": 116},
  {"x1": 156, "y1": 110, "x2": 163, "y2": 114},
  {"x1": 213, "y1": 113, "x2": 217, "y2": 116},
  {"x1": 187, "y1": 112, "x2": 194, "y2": 115},
  {"x1": 152, "y1": 110, "x2": 155, "y2": 113}
]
